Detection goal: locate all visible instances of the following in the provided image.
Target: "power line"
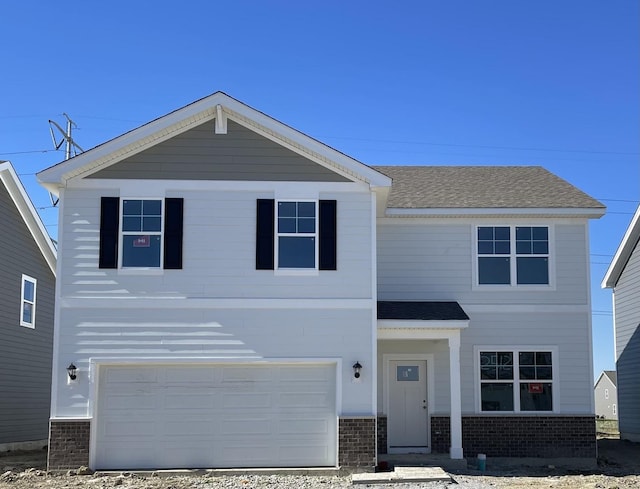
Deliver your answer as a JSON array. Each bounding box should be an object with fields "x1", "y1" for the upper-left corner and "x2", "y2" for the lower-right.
[{"x1": 0, "y1": 149, "x2": 62, "y2": 156}]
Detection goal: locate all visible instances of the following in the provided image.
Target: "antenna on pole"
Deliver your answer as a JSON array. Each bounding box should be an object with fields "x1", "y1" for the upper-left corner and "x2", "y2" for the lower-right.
[{"x1": 48, "y1": 113, "x2": 84, "y2": 206}]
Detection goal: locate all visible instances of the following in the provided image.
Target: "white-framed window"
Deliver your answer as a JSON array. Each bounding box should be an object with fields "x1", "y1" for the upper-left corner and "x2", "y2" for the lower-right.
[
  {"x1": 20, "y1": 274, "x2": 37, "y2": 328},
  {"x1": 605, "y1": 388, "x2": 609, "y2": 399},
  {"x1": 476, "y1": 225, "x2": 550, "y2": 286},
  {"x1": 478, "y1": 348, "x2": 555, "y2": 412},
  {"x1": 276, "y1": 200, "x2": 317, "y2": 269},
  {"x1": 612, "y1": 404, "x2": 617, "y2": 415},
  {"x1": 120, "y1": 199, "x2": 163, "y2": 268}
]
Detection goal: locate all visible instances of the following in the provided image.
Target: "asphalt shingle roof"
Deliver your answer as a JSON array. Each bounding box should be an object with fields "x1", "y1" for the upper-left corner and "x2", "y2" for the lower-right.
[
  {"x1": 377, "y1": 301, "x2": 469, "y2": 321},
  {"x1": 373, "y1": 166, "x2": 605, "y2": 209}
]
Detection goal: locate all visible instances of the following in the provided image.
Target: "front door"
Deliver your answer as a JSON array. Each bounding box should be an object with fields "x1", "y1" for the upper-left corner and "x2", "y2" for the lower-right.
[{"x1": 388, "y1": 360, "x2": 429, "y2": 453}]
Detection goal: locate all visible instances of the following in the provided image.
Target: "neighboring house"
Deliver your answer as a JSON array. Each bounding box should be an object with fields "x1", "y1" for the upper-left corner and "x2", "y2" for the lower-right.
[
  {"x1": 0, "y1": 161, "x2": 56, "y2": 451},
  {"x1": 602, "y1": 205, "x2": 640, "y2": 442},
  {"x1": 37, "y1": 92, "x2": 605, "y2": 471},
  {"x1": 594, "y1": 370, "x2": 618, "y2": 420}
]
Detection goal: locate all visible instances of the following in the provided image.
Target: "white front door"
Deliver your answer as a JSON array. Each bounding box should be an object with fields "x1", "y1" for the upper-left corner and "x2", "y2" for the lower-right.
[{"x1": 388, "y1": 360, "x2": 429, "y2": 453}]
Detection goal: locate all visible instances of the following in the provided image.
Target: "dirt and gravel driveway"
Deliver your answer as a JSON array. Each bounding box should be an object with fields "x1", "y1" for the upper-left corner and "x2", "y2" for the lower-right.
[{"x1": 1, "y1": 438, "x2": 639, "y2": 488}]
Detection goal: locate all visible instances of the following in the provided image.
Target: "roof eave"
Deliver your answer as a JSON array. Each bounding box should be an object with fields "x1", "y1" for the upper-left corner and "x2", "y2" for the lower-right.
[
  {"x1": 384, "y1": 207, "x2": 606, "y2": 218},
  {"x1": 602, "y1": 204, "x2": 640, "y2": 289},
  {"x1": 0, "y1": 162, "x2": 57, "y2": 275}
]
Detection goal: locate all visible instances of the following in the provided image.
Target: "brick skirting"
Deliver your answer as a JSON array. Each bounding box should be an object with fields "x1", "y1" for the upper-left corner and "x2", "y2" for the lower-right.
[
  {"x1": 376, "y1": 416, "x2": 387, "y2": 454},
  {"x1": 430, "y1": 415, "x2": 596, "y2": 458},
  {"x1": 48, "y1": 420, "x2": 91, "y2": 471},
  {"x1": 338, "y1": 417, "x2": 376, "y2": 467}
]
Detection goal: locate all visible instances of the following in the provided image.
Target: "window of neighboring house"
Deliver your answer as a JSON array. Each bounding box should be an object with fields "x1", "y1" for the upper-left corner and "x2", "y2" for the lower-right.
[
  {"x1": 477, "y1": 226, "x2": 550, "y2": 286},
  {"x1": 479, "y1": 349, "x2": 554, "y2": 412},
  {"x1": 613, "y1": 404, "x2": 617, "y2": 415},
  {"x1": 605, "y1": 388, "x2": 609, "y2": 399},
  {"x1": 121, "y1": 199, "x2": 163, "y2": 268},
  {"x1": 276, "y1": 201, "x2": 317, "y2": 269},
  {"x1": 20, "y1": 275, "x2": 37, "y2": 328}
]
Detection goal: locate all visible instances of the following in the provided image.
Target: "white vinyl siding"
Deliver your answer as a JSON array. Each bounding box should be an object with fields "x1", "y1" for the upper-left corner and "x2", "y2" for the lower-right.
[
  {"x1": 58, "y1": 186, "x2": 372, "y2": 300},
  {"x1": 377, "y1": 221, "x2": 587, "y2": 305}
]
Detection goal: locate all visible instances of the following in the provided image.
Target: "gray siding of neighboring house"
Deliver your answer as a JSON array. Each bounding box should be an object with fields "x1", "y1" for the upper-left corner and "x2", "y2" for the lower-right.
[
  {"x1": 594, "y1": 376, "x2": 618, "y2": 420},
  {"x1": 87, "y1": 120, "x2": 351, "y2": 182},
  {"x1": 613, "y1": 239, "x2": 640, "y2": 440},
  {"x1": 0, "y1": 182, "x2": 55, "y2": 445}
]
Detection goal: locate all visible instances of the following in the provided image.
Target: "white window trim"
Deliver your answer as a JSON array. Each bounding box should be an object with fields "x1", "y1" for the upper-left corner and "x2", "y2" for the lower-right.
[
  {"x1": 473, "y1": 345, "x2": 559, "y2": 414},
  {"x1": 472, "y1": 224, "x2": 555, "y2": 290},
  {"x1": 118, "y1": 198, "x2": 164, "y2": 270},
  {"x1": 274, "y1": 199, "x2": 319, "y2": 272},
  {"x1": 605, "y1": 388, "x2": 609, "y2": 399},
  {"x1": 612, "y1": 404, "x2": 617, "y2": 415},
  {"x1": 20, "y1": 274, "x2": 37, "y2": 328}
]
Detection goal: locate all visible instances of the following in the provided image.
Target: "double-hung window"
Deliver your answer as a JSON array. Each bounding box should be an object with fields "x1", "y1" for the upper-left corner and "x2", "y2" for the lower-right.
[
  {"x1": 477, "y1": 226, "x2": 550, "y2": 286},
  {"x1": 256, "y1": 199, "x2": 337, "y2": 271},
  {"x1": 277, "y1": 201, "x2": 317, "y2": 269},
  {"x1": 479, "y1": 349, "x2": 554, "y2": 412},
  {"x1": 20, "y1": 274, "x2": 37, "y2": 328},
  {"x1": 121, "y1": 199, "x2": 163, "y2": 268},
  {"x1": 99, "y1": 197, "x2": 183, "y2": 270}
]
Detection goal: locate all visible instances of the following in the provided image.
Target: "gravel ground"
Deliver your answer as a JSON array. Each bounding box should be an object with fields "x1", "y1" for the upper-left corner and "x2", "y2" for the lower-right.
[{"x1": 1, "y1": 438, "x2": 639, "y2": 489}]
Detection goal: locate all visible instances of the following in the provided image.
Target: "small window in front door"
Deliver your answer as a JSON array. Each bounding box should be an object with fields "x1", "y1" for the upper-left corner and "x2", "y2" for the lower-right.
[{"x1": 397, "y1": 366, "x2": 419, "y2": 381}]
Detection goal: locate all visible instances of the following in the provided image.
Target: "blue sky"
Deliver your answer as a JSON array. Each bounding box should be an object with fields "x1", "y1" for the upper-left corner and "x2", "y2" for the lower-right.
[{"x1": 1, "y1": 1, "x2": 638, "y2": 381}]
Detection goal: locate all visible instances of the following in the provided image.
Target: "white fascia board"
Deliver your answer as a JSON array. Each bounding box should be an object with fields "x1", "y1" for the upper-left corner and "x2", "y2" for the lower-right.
[
  {"x1": 602, "y1": 204, "x2": 640, "y2": 289},
  {"x1": 0, "y1": 162, "x2": 57, "y2": 274},
  {"x1": 36, "y1": 92, "x2": 392, "y2": 193},
  {"x1": 385, "y1": 207, "x2": 606, "y2": 218},
  {"x1": 377, "y1": 319, "x2": 469, "y2": 329}
]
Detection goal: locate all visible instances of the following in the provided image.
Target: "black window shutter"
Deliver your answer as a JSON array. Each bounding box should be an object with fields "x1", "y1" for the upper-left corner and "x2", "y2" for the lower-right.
[
  {"x1": 164, "y1": 198, "x2": 184, "y2": 269},
  {"x1": 319, "y1": 200, "x2": 337, "y2": 270},
  {"x1": 256, "y1": 199, "x2": 275, "y2": 270},
  {"x1": 99, "y1": 197, "x2": 120, "y2": 269}
]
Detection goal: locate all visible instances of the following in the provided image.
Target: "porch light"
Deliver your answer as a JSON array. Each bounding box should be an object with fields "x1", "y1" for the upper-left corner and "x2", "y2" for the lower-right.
[
  {"x1": 67, "y1": 363, "x2": 77, "y2": 380},
  {"x1": 352, "y1": 361, "x2": 362, "y2": 379}
]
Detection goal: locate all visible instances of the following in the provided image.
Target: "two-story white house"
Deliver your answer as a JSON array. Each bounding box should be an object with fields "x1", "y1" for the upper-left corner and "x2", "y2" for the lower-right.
[{"x1": 37, "y1": 92, "x2": 604, "y2": 471}]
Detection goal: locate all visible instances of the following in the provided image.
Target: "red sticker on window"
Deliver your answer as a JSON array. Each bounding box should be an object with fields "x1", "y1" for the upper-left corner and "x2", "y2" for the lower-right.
[
  {"x1": 133, "y1": 235, "x2": 150, "y2": 247},
  {"x1": 528, "y1": 383, "x2": 543, "y2": 393}
]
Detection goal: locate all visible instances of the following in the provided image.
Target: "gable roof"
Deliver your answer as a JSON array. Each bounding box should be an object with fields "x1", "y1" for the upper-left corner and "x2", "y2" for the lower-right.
[
  {"x1": 0, "y1": 161, "x2": 57, "y2": 274},
  {"x1": 595, "y1": 370, "x2": 617, "y2": 388},
  {"x1": 602, "y1": 204, "x2": 640, "y2": 288},
  {"x1": 37, "y1": 91, "x2": 391, "y2": 193},
  {"x1": 374, "y1": 166, "x2": 605, "y2": 217}
]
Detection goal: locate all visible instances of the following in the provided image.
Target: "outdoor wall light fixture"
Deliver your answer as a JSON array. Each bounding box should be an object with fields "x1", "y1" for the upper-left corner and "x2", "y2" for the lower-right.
[
  {"x1": 67, "y1": 363, "x2": 77, "y2": 380},
  {"x1": 352, "y1": 361, "x2": 362, "y2": 379}
]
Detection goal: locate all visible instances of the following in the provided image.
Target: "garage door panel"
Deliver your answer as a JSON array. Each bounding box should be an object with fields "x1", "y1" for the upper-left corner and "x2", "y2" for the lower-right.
[
  {"x1": 96, "y1": 363, "x2": 337, "y2": 469},
  {"x1": 101, "y1": 419, "x2": 158, "y2": 437},
  {"x1": 222, "y1": 392, "x2": 272, "y2": 409},
  {"x1": 279, "y1": 418, "x2": 331, "y2": 434},
  {"x1": 104, "y1": 367, "x2": 157, "y2": 384}
]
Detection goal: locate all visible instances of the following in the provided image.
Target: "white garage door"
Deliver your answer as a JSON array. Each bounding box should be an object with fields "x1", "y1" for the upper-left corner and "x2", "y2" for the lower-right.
[{"x1": 94, "y1": 363, "x2": 337, "y2": 470}]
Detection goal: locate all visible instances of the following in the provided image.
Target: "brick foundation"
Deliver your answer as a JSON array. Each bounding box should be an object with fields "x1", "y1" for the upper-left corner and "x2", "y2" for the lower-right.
[
  {"x1": 376, "y1": 416, "x2": 387, "y2": 454},
  {"x1": 430, "y1": 415, "x2": 596, "y2": 458},
  {"x1": 47, "y1": 420, "x2": 91, "y2": 471},
  {"x1": 338, "y1": 417, "x2": 376, "y2": 467}
]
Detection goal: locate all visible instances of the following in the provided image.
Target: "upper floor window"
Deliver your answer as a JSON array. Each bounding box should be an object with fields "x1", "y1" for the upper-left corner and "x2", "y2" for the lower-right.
[
  {"x1": 256, "y1": 199, "x2": 337, "y2": 271},
  {"x1": 477, "y1": 226, "x2": 550, "y2": 286},
  {"x1": 277, "y1": 201, "x2": 317, "y2": 269},
  {"x1": 121, "y1": 199, "x2": 163, "y2": 268},
  {"x1": 605, "y1": 388, "x2": 609, "y2": 400},
  {"x1": 99, "y1": 197, "x2": 183, "y2": 270},
  {"x1": 479, "y1": 349, "x2": 554, "y2": 412},
  {"x1": 20, "y1": 274, "x2": 37, "y2": 328}
]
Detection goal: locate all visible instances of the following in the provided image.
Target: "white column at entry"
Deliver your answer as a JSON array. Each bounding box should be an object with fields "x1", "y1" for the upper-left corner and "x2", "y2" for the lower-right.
[{"x1": 448, "y1": 332, "x2": 463, "y2": 459}]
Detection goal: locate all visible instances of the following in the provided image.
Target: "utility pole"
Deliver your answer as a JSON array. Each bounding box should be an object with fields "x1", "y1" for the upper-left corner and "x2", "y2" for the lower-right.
[
  {"x1": 48, "y1": 113, "x2": 84, "y2": 205},
  {"x1": 49, "y1": 113, "x2": 83, "y2": 159}
]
